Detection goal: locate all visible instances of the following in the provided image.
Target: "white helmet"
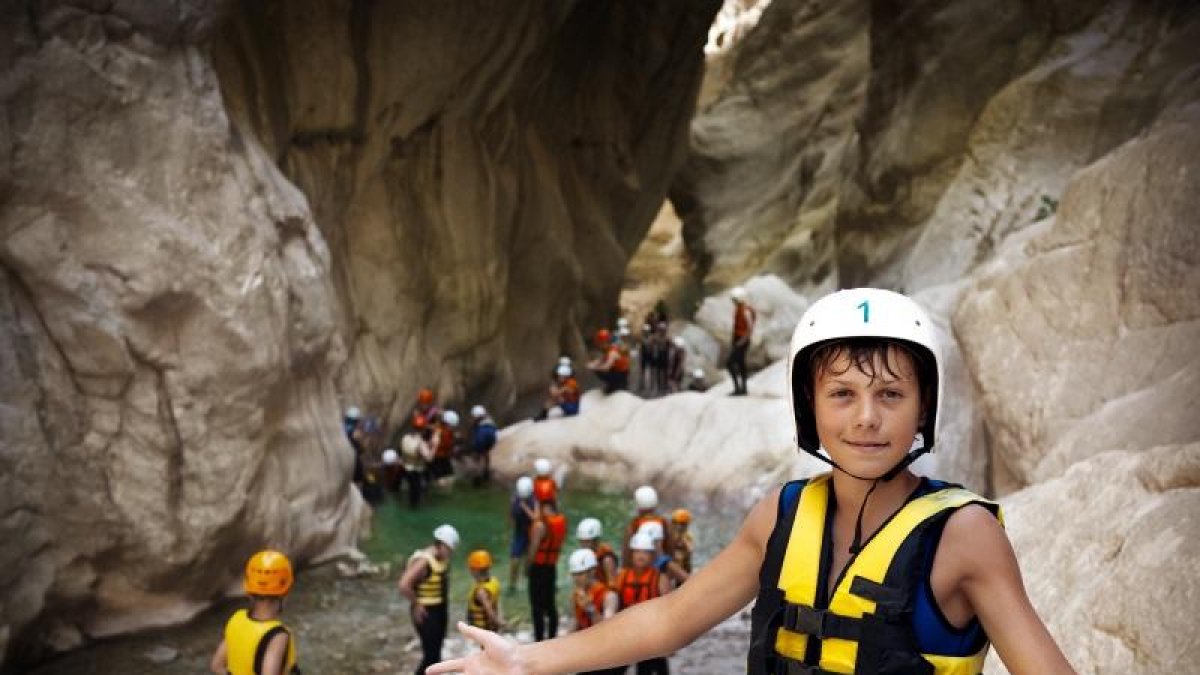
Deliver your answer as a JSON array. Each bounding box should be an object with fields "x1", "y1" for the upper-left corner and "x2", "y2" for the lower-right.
[
  {"x1": 442, "y1": 410, "x2": 460, "y2": 427},
  {"x1": 673, "y1": 336, "x2": 686, "y2": 348},
  {"x1": 382, "y1": 448, "x2": 399, "y2": 465},
  {"x1": 692, "y1": 368, "x2": 705, "y2": 379},
  {"x1": 618, "y1": 326, "x2": 631, "y2": 338},
  {"x1": 617, "y1": 317, "x2": 630, "y2": 329},
  {"x1": 534, "y1": 458, "x2": 552, "y2": 477},
  {"x1": 516, "y1": 476, "x2": 534, "y2": 498},
  {"x1": 629, "y1": 532, "x2": 656, "y2": 552},
  {"x1": 642, "y1": 323, "x2": 652, "y2": 333},
  {"x1": 558, "y1": 356, "x2": 573, "y2": 366},
  {"x1": 345, "y1": 406, "x2": 361, "y2": 420},
  {"x1": 556, "y1": 364, "x2": 572, "y2": 378},
  {"x1": 636, "y1": 520, "x2": 664, "y2": 542},
  {"x1": 731, "y1": 286, "x2": 748, "y2": 302},
  {"x1": 634, "y1": 485, "x2": 658, "y2": 510},
  {"x1": 576, "y1": 517, "x2": 603, "y2": 541},
  {"x1": 787, "y1": 288, "x2": 943, "y2": 478},
  {"x1": 471, "y1": 405, "x2": 487, "y2": 418},
  {"x1": 568, "y1": 548, "x2": 598, "y2": 574},
  {"x1": 433, "y1": 524, "x2": 460, "y2": 550}
]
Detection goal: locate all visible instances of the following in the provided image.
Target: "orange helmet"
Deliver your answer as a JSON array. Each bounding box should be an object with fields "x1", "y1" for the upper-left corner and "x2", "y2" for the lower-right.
[
  {"x1": 672, "y1": 508, "x2": 692, "y2": 524},
  {"x1": 417, "y1": 388, "x2": 435, "y2": 406},
  {"x1": 243, "y1": 550, "x2": 293, "y2": 597},
  {"x1": 412, "y1": 414, "x2": 427, "y2": 430},
  {"x1": 467, "y1": 550, "x2": 493, "y2": 570},
  {"x1": 594, "y1": 329, "x2": 612, "y2": 347},
  {"x1": 534, "y1": 478, "x2": 557, "y2": 504}
]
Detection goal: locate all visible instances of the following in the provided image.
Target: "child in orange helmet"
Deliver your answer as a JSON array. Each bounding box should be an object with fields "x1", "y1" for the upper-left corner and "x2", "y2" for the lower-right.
[
  {"x1": 467, "y1": 550, "x2": 504, "y2": 632},
  {"x1": 210, "y1": 550, "x2": 298, "y2": 675}
]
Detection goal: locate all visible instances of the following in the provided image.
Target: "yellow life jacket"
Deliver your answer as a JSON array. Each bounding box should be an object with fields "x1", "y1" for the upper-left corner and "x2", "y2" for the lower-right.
[
  {"x1": 756, "y1": 473, "x2": 1001, "y2": 675},
  {"x1": 223, "y1": 608, "x2": 298, "y2": 675},
  {"x1": 410, "y1": 549, "x2": 449, "y2": 606},
  {"x1": 467, "y1": 576, "x2": 501, "y2": 629}
]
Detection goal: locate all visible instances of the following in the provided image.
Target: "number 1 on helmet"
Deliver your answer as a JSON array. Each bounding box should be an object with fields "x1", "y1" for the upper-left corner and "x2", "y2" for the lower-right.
[{"x1": 857, "y1": 300, "x2": 870, "y2": 323}]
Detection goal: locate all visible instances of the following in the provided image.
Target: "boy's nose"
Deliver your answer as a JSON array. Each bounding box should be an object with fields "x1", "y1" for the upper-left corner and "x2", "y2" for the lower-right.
[{"x1": 854, "y1": 400, "x2": 882, "y2": 429}]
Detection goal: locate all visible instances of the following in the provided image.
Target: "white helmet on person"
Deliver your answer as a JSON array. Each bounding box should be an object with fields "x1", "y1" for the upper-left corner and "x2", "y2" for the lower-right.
[
  {"x1": 433, "y1": 524, "x2": 460, "y2": 550},
  {"x1": 516, "y1": 476, "x2": 534, "y2": 498},
  {"x1": 556, "y1": 364, "x2": 572, "y2": 378},
  {"x1": 558, "y1": 356, "x2": 573, "y2": 366},
  {"x1": 345, "y1": 406, "x2": 361, "y2": 420},
  {"x1": 382, "y1": 448, "x2": 399, "y2": 465},
  {"x1": 692, "y1": 368, "x2": 705, "y2": 379},
  {"x1": 441, "y1": 410, "x2": 460, "y2": 427},
  {"x1": 787, "y1": 288, "x2": 942, "y2": 481},
  {"x1": 470, "y1": 405, "x2": 487, "y2": 418},
  {"x1": 534, "y1": 458, "x2": 552, "y2": 477},
  {"x1": 636, "y1": 520, "x2": 664, "y2": 542},
  {"x1": 634, "y1": 485, "x2": 658, "y2": 510},
  {"x1": 617, "y1": 317, "x2": 630, "y2": 329},
  {"x1": 629, "y1": 532, "x2": 656, "y2": 552},
  {"x1": 576, "y1": 517, "x2": 603, "y2": 541},
  {"x1": 731, "y1": 287, "x2": 748, "y2": 302},
  {"x1": 673, "y1": 336, "x2": 686, "y2": 348},
  {"x1": 568, "y1": 548, "x2": 599, "y2": 574}
]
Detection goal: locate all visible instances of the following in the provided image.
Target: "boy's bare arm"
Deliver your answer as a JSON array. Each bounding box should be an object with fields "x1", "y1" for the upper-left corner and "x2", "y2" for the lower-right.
[
  {"x1": 209, "y1": 639, "x2": 227, "y2": 674},
  {"x1": 259, "y1": 631, "x2": 290, "y2": 675}
]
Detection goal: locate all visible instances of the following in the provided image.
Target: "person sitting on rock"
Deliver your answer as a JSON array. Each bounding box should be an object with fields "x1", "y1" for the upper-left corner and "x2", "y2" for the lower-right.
[
  {"x1": 537, "y1": 364, "x2": 582, "y2": 420},
  {"x1": 470, "y1": 405, "x2": 498, "y2": 486},
  {"x1": 467, "y1": 550, "x2": 504, "y2": 632},
  {"x1": 400, "y1": 524, "x2": 459, "y2": 675},
  {"x1": 210, "y1": 550, "x2": 299, "y2": 675},
  {"x1": 588, "y1": 329, "x2": 630, "y2": 394},
  {"x1": 426, "y1": 288, "x2": 1077, "y2": 675}
]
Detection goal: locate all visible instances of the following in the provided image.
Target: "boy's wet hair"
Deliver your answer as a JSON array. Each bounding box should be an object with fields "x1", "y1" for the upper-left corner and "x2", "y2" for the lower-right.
[{"x1": 801, "y1": 337, "x2": 936, "y2": 413}]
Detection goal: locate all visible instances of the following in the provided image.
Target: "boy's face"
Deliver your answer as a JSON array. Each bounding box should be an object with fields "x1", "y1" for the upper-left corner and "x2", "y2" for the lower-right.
[
  {"x1": 472, "y1": 567, "x2": 490, "y2": 580},
  {"x1": 812, "y1": 346, "x2": 923, "y2": 479},
  {"x1": 630, "y1": 550, "x2": 654, "y2": 569},
  {"x1": 572, "y1": 570, "x2": 593, "y2": 588}
]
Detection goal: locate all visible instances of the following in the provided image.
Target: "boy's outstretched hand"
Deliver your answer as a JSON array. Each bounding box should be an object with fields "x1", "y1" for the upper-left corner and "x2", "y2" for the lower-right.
[{"x1": 425, "y1": 622, "x2": 527, "y2": 675}]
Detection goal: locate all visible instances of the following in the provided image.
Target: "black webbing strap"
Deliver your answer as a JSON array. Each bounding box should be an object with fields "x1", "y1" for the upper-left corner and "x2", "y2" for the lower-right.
[
  {"x1": 779, "y1": 654, "x2": 845, "y2": 675},
  {"x1": 781, "y1": 604, "x2": 862, "y2": 641}
]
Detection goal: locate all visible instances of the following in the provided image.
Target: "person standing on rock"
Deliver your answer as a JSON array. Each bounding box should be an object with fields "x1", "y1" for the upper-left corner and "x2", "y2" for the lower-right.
[
  {"x1": 667, "y1": 336, "x2": 687, "y2": 393},
  {"x1": 727, "y1": 286, "x2": 756, "y2": 396},
  {"x1": 508, "y1": 476, "x2": 537, "y2": 593},
  {"x1": 210, "y1": 550, "x2": 299, "y2": 675},
  {"x1": 527, "y1": 484, "x2": 567, "y2": 641},
  {"x1": 427, "y1": 288, "x2": 1077, "y2": 675},
  {"x1": 399, "y1": 524, "x2": 458, "y2": 675},
  {"x1": 470, "y1": 405, "x2": 498, "y2": 486}
]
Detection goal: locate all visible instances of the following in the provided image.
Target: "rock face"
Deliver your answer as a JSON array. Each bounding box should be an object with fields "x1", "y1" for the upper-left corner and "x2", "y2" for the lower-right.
[
  {"x1": 0, "y1": 0, "x2": 720, "y2": 668},
  {"x1": 213, "y1": 0, "x2": 721, "y2": 420}
]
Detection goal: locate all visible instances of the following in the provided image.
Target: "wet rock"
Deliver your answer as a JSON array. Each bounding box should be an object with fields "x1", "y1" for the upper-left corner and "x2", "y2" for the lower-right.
[{"x1": 143, "y1": 645, "x2": 178, "y2": 664}]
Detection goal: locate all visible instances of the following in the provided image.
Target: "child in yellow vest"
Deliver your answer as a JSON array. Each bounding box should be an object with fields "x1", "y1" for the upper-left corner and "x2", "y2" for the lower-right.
[
  {"x1": 209, "y1": 550, "x2": 298, "y2": 675},
  {"x1": 467, "y1": 550, "x2": 504, "y2": 631}
]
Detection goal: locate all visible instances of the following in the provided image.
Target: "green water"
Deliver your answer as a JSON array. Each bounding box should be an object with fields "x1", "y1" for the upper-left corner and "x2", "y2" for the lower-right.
[{"x1": 363, "y1": 480, "x2": 647, "y2": 625}]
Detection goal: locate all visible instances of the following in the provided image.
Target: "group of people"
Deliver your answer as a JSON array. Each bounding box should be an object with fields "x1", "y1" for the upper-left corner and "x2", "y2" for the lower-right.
[
  {"x1": 396, "y1": 459, "x2": 697, "y2": 675},
  {"x1": 344, "y1": 388, "x2": 500, "y2": 508}
]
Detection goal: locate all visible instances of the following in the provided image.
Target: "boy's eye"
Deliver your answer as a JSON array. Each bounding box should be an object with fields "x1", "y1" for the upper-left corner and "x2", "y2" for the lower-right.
[
  {"x1": 881, "y1": 389, "x2": 904, "y2": 399},
  {"x1": 829, "y1": 389, "x2": 852, "y2": 398}
]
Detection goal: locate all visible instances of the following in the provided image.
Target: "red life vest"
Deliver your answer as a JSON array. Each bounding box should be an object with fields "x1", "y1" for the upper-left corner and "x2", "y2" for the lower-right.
[
  {"x1": 617, "y1": 567, "x2": 661, "y2": 609},
  {"x1": 435, "y1": 423, "x2": 455, "y2": 459},
  {"x1": 733, "y1": 304, "x2": 757, "y2": 338},
  {"x1": 609, "y1": 345, "x2": 631, "y2": 373},
  {"x1": 531, "y1": 513, "x2": 567, "y2": 565},
  {"x1": 574, "y1": 581, "x2": 612, "y2": 630},
  {"x1": 560, "y1": 378, "x2": 581, "y2": 404},
  {"x1": 533, "y1": 477, "x2": 558, "y2": 502}
]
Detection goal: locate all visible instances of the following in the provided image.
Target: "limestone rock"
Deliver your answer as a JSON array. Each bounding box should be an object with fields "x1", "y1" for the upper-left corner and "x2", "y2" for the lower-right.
[
  {"x1": 955, "y1": 107, "x2": 1200, "y2": 490},
  {"x1": 985, "y1": 445, "x2": 1200, "y2": 674}
]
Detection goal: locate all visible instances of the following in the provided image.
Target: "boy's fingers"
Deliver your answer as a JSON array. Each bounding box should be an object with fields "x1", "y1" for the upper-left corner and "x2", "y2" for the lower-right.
[{"x1": 424, "y1": 658, "x2": 466, "y2": 674}]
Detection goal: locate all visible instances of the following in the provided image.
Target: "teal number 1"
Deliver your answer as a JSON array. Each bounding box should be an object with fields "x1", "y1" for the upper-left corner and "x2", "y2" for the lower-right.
[{"x1": 857, "y1": 300, "x2": 870, "y2": 323}]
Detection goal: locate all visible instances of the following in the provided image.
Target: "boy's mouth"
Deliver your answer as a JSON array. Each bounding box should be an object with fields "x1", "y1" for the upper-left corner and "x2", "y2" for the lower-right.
[{"x1": 844, "y1": 440, "x2": 890, "y2": 449}]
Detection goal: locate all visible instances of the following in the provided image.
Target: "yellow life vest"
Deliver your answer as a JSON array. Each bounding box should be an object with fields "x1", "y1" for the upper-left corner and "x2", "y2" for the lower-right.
[
  {"x1": 467, "y1": 576, "x2": 501, "y2": 629},
  {"x1": 223, "y1": 608, "x2": 298, "y2": 675},
  {"x1": 410, "y1": 549, "x2": 448, "y2": 606},
  {"x1": 767, "y1": 473, "x2": 1001, "y2": 675}
]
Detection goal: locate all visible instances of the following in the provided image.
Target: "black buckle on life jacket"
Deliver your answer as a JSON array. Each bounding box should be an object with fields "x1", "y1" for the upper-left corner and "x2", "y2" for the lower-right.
[{"x1": 781, "y1": 604, "x2": 862, "y2": 642}]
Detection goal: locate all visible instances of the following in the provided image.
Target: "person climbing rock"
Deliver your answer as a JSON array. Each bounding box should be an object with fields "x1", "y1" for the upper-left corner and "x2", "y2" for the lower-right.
[
  {"x1": 430, "y1": 410, "x2": 459, "y2": 485},
  {"x1": 727, "y1": 286, "x2": 756, "y2": 396},
  {"x1": 470, "y1": 405, "x2": 498, "y2": 486},
  {"x1": 400, "y1": 418, "x2": 432, "y2": 508},
  {"x1": 615, "y1": 532, "x2": 673, "y2": 674},
  {"x1": 576, "y1": 517, "x2": 619, "y2": 590},
  {"x1": 508, "y1": 476, "x2": 537, "y2": 593},
  {"x1": 622, "y1": 485, "x2": 672, "y2": 563},
  {"x1": 588, "y1": 329, "x2": 630, "y2": 394},
  {"x1": 527, "y1": 485, "x2": 567, "y2": 642},
  {"x1": 426, "y1": 288, "x2": 1077, "y2": 675},
  {"x1": 399, "y1": 524, "x2": 458, "y2": 675},
  {"x1": 568, "y1": 549, "x2": 624, "y2": 675},
  {"x1": 668, "y1": 509, "x2": 694, "y2": 575},
  {"x1": 467, "y1": 550, "x2": 504, "y2": 632},
  {"x1": 667, "y1": 336, "x2": 687, "y2": 393},
  {"x1": 210, "y1": 550, "x2": 299, "y2": 675}
]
